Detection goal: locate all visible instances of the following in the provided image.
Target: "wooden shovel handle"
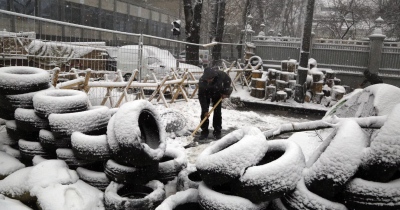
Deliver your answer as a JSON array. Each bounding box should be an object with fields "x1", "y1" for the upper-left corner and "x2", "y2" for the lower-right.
[{"x1": 191, "y1": 97, "x2": 223, "y2": 137}]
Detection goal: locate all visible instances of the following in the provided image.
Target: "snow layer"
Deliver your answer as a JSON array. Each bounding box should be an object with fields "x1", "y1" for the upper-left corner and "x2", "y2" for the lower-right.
[
  {"x1": 342, "y1": 177, "x2": 400, "y2": 206},
  {"x1": 158, "y1": 147, "x2": 187, "y2": 175},
  {"x1": 28, "y1": 160, "x2": 79, "y2": 193},
  {"x1": 14, "y1": 108, "x2": 49, "y2": 130},
  {"x1": 196, "y1": 127, "x2": 269, "y2": 184},
  {"x1": 155, "y1": 188, "x2": 198, "y2": 210},
  {"x1": 0, "y1": 151, "x2": 25, "y2": 179},
  {"x1": 113, "y1": 100, "x2": 166, "y2": 161},
  {"x1": 0, "y1": 67, "x2": 50, "y2": 88},
  {"x1": 105, "y1": 180, "x2": 165, "y2": 209},
  {"x1": 33, "y1": 89, "x2": 89, "y2": 117},
  {"x1": 198, "y1": 182, "x2": 269, "y2": 210},
  {"x1": 49, "y1": 106, "x2": 110, "y2": 135},
  {"x1": 34, "y1": 180, "x2": 105, "y2": 210},
  {"x1": 303, "y1": 119, "x2": 369, "y2": 197},
  {"x1": 362, "y1": 103, "x2": 400, "y2": 167},
  {"x1": 326, "y1": 84, "x2": 400, "y2": 118},
  {"x1": 0, "y1": 167, "x2": 33, "y2": 201},
  {"x1": 0, "y1": 194, "x2": 32, "y2": 210},
  {"x1": 76, "y1": 167, "x2": 110, "y2": 185},
  {"x1": 234, "y1": 140, "x2": 305, "y2": 201},
  {"x1": 71, "y1": 132, "x2": 111, "y2": 158}
]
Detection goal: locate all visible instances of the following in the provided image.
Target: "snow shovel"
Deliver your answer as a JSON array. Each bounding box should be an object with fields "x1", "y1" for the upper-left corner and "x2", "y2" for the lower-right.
[{"x1": 187, "y1": 97, "x2": 223, "y2": 142}]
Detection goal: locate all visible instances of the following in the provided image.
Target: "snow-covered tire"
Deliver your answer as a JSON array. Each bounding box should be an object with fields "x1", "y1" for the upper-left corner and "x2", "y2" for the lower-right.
[
  {"x1": 281, "y1": 178, "x2": 347, "y2": 210},
  {"x1": 112, "y1": 100, "x2": 166, "y2": 167},
  {"x1": 0, "y1": 67, "x2": 50, "y2": 95},
  {"x1": 304, "y1": 119, "x2": 369, "y2": 199},
  {"x1": 71, "y1": 132, "x2": 111, "y2": 161},
  {"x1": 268, "y1": 199, "x2": 289, "y2": 210},
  {"x1": 155, "y1": 188, "x2": 200, "y2": 210},
  {"x1": 76, "y1": 166, "x2": 111, "y2": 191},
  {"x1": 249, "y1": 56, "x2": 263, "y2": 67},
  {"x1": 0, "y1": 151, "x2": 25, "y2": 180},
  {"x1": 196, "y1": 127, "x2": 269, "y2": 186},
  {"x1": 156, "y1": 147, "x2": 187, "y2": 184},
  {"x1": 177, "y1": 165, "x2": 202, "y2": 191},
  {"x1": 56, "y1": 148, "x2": 96, "y2": 169},
  {"x1": 6, "y1": 120, "x2": 40, "y2": 142},
  {"x1": 339, "y1": 177, "x2": 400, "y2": 210},
  {"x1": 49, "y1": 106, "x2": 110, "y2": 137},
  {"x1": 39, "y1": 129, "x2": 56, "y2": 150},
  {"x1": 105, "y1": 180, "x2": 165, "y2": 210},
  {"x1": 14, "y1": 108, "x2": 49, "y2": 132},
  {"x1": 33, "y1": 89, "x2": 88, "y2": 118},
  {"x1": 0, "y1": 85, "x2": 54, "y2": 117},
  {"x1": 19, "y1": 139, "x2": 55, "y2": 166},
  {"x1": 357, "y1": 104, "x2": 400, "y2": 182},
  {"x1": 160, "y1": 110, "x2": 187, "y2": 133},
  {"x1": 231, "y1": 140, "x2": 305, "y2": 203},
  {"x1": 198, "y1": 182, "x2": 269, "y2": 210},
  {"x1": 104, "y1": 159, "x2": 158, "y2": 184}
]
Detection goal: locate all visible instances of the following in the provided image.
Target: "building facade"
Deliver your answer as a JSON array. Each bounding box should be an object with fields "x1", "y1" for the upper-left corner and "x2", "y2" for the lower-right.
[{"x1": 0, "y1": 0, "x2": 180, "y2": 40}]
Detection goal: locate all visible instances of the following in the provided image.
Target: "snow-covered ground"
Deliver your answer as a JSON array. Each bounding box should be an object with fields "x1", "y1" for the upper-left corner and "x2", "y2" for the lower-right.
[{"x1": 1, "y1": 82, "x2": 400, "y2": 209}]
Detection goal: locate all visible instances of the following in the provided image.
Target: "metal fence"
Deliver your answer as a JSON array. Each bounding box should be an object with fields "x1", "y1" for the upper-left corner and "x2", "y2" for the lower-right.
[
  {"x1": 0, "y1": 9, "x2": 243, "y2": 106},
  {"x1": 254, "y1": 35, "x2": 400, "y2": 76}
]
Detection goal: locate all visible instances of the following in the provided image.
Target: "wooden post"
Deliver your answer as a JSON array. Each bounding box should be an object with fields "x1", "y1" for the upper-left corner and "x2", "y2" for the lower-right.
[
  {"x1": 52, "y1": 67, "x2": 60, "y2": 87},
  {"x1": 82, "y1": 69, "x2": 92, "y2": 93}
]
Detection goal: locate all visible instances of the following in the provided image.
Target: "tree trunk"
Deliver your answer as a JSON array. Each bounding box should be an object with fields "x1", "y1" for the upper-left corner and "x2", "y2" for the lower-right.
[
  {"x1": 211, "y1": 0, "x2": 226, "y2": 67},
  {"x1": 183, "y1": 0, "x2": 203, "y2": 66},
  {"x1": 237, "y1": 0, "x2": 251, "y2": 62}
]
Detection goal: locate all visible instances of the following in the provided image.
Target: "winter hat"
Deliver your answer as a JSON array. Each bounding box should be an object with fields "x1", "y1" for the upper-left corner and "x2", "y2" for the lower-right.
[{"x1": 203, "y1": 67, "x2": 218, "y2": 79}]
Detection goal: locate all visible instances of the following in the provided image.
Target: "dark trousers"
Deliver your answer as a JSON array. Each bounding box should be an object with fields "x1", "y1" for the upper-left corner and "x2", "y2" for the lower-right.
[{"x1": 200, "y1": 96, "x2": 222, "y2": 132}]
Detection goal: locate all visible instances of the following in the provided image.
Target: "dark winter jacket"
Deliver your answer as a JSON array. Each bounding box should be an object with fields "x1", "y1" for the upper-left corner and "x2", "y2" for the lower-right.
[
  {"x1": 198, "y1": 70, "x2": 232, "y2": 105},
  {"x1": 360, "y1": 69, "x2": 383, "y2": 87}
]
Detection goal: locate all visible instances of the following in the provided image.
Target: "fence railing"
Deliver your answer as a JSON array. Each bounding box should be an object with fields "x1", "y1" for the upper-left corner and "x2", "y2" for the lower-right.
[{"x1": 254, "y1": 35, "x2": 400, "y2": 77}]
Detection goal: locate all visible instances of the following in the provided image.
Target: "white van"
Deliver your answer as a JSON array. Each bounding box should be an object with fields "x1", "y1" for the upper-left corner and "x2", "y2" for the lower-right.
[{"x1": 116, "y1": 45, "x2": 203, "y2": 80}]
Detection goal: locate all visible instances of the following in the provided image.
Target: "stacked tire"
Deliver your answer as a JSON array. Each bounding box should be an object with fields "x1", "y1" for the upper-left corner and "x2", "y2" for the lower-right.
[
  {"x1": 270, "y1": 114, "x2": 400, "y2": 210},
  {"x1": 0, "y1": 67, "x2": 55, "y2": 165},
  {"x1": 104, "y1": 100, "x2": 168, "y2": 210},
  {"x1": 194, "y1": 127, "x2": 307, "y2": 209}
]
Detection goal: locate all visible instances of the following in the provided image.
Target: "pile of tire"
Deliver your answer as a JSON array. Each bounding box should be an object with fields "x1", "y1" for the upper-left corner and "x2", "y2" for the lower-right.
[
  {"x1": 0, "y1": 67, "x2": 55, "y2": 165},
  {"x1": 102, "y1": 100, "x2": 186, "y2": 210},
  {"x1": 194, "y1": 127, "x2": 306, "y2": 210}
]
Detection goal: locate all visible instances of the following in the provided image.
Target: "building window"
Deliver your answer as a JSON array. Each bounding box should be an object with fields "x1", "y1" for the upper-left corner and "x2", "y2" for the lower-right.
[
  {"x1": 12, "y1": 0, "x2": 37, "y2": 15},
  {"x1": 65, "y1": 2, "x2": 81, "y2": 24},
  {"x1": 83, "y1": 5, "x2": 99, "y2": 27},
  {"x1": 100, "y1": 10, "x2": 113, "y2": 30},
  {"x1": 115, "y1": 13, "x2": 126, "y2": 32},
  {"x1": 0, "y1": 0, "x2": 9, "y2": 10},
  {"x1": 40, "y1": 0, "x2": 59, "y2": 20}
]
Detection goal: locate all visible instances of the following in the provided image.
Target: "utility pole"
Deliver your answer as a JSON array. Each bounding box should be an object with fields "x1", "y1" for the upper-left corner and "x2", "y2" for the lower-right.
[{"x1": 294, "y1": 0, "x2": 316, "y2": 103}]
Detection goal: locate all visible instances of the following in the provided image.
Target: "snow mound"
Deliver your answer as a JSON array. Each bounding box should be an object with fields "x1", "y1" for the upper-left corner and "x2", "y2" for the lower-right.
[
  {"x1": 34, "y1": 180, "x2": 105, "y2": 210},
  {"x1": 326, "y1": 84, "x2": 400, "y2": 118},
  {"x1": 0, "y1": 194, "x2": 32, "y2": 210},
  {"x1": 0, "y1": 151, "x2": 25, "y2": 179},
  {"x1": 28, "y1": 160, "x2": 79, "y2": 193}
]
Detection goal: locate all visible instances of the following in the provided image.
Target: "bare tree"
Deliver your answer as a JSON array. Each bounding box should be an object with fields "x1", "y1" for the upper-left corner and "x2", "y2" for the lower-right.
[
  {"x1": 209, "y1": 0, "x2": 227, "y2": 66},
  {"x1": 377, "y1": 0, "x2": 400, "y2": 40},
  {"x1": 314, "y1": 0, "x2": 376, "y2": 39},
  {"x1": 183, "y1": 0, "x2": 203, "y2": 66}
]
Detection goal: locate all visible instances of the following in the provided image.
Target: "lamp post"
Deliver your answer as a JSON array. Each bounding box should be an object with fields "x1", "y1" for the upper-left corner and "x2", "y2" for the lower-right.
[{"x1": 295, "y1": 0, "x2": 316, "y2": 103}]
